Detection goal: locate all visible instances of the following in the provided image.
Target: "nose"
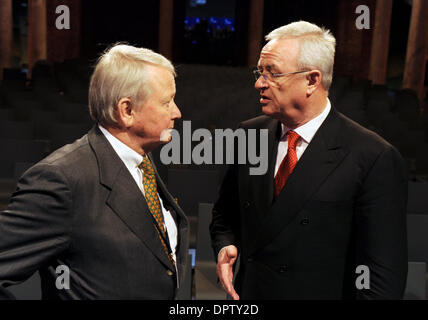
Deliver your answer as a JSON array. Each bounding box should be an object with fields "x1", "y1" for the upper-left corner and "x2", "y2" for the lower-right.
[
  {"x1": 171, "y1": 100, "x2": 182, "y2": 119},
  {"x1": 254, "y1": 75, "x2": 268, "y2": 91}
]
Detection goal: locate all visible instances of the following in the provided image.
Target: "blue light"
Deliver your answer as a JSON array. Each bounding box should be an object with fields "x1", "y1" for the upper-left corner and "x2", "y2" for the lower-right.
[{"x1": 184, "y1": 16, "x2": 236, "y2": 31}]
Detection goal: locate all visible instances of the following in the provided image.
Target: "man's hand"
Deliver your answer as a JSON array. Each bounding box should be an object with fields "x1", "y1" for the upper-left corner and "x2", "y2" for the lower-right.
[{"x1": 217, "y1": 245, "x2": 240, "y2": 300}]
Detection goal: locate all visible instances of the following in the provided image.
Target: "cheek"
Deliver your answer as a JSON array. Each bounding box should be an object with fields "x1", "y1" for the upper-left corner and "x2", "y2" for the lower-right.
[
  {"x1": 155, "y1": 110, "x2": 173, "y2": 128},
  {"x1": 272, "y1": 89, "x2": 289, "y2": 108}
]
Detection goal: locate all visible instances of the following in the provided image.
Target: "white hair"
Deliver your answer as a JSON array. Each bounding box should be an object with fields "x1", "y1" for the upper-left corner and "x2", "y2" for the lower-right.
[
  {"x1": 265, "y1": 21, "x2": 336, "y2": 90},
  {"x1": 89, "y1": 43, "x2": 176, "y2": 127}
]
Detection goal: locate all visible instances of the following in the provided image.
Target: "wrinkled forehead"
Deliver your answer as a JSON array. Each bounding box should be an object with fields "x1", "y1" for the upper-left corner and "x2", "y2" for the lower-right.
[{"x1": 258, "y1": 38, "x2": 300, "y2": 70}]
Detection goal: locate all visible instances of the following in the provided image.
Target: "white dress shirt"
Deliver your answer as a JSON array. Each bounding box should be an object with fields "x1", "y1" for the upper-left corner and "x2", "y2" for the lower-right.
[
  {"x1": 99, "y1": 125, "x2": 178, "y2": 264},
  {"x1": 274, "y1": 99, "x2": 331, "y2": 176}
]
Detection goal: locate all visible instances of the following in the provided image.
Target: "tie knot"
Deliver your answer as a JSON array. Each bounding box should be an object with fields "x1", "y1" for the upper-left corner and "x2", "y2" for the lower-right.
[
  {"x1": 286, "y1": 130, "x2": 300, "y2": 150},
  {"x1": 139, "y1": 156, "x2": 155, "y2": 176}
]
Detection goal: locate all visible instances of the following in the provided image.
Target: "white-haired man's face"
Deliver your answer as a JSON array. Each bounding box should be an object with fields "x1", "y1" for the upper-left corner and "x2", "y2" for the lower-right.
[
  {"x1": 129, "y1": 64, "x2": 181, "y2": 152},
  {"x1": 255, "y1": 38, "x2": 309, "y2": 127}
]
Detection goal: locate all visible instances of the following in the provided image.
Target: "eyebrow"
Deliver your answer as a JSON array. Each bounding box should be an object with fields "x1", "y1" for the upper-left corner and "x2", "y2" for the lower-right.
[{"x1": 257, "y1": 64, "x2": 278, "y2": 72}]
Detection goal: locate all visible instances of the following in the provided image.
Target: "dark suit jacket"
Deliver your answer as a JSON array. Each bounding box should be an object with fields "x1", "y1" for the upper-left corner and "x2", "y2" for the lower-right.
[
  {"x1": 210, "y1": 108, "x2": 408, "y2": 299},
  {"x1": 0, "y1": 126, "x2": 189, "y2": 299}
]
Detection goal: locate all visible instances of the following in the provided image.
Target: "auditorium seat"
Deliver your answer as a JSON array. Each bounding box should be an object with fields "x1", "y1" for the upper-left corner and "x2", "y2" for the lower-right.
[
  {"x1": 366, "y1": 84, "x2": 389, "y2": 104},
  {"x1": 50, "y1": 123, "x2": 92, "y2": 150},
  {"x1": 167, "y1": 169, "x2": 219, "y2": 217},
  {"x1": 328, "y1": 75, "x2": 351, "y2": 105},
  {"x1": 29, "y1": 109, "x2": 61, "y2": 139},
  {"x1": 407, "y1": 213, "x2": 428, "y2": 299},
  {"x1": 407, "y1": 214, "x2": 428, "y2": 265},
  {"x1": 366, "y1": 99, "x2": 391, "y2": 127},
  {"x1": 194, "y1": 203, "x2": 226, "y2": 300},
  {"x1": 396, "y1": 129, "x2": 425, "y2": 159},
  {"x1": 404, "y1": 262, "x2": 426, "y2": 300},
  {"x1": 0, "y1": 108, "x2": 13, "y2": 120},
  {"x1": 415, "y1": 145, "x2": 428, "y2": 176},
  {"x1": 336, "y1": 89, "x2": 365, "y2": 113},
  {"x1": 378, "y1": 113, "x2": 408, "y2": 146},
  {"x1": 408, "y1": 181, "x2": 428, "y2": 215},
  {"x1": 0, "y1": 120, "x2": 34, "y2": 140},
  {"x1": 14, "y1": 162, "x2": 34, "y2": 184},
  {"x1": 394, "y1": 89, "x2": 419, "y2": 114},
  {"x1": 0, "y1": 139, "x2": 48, "y2": 178},
  {"x1": 31, "y1": 60, "x2": 53, "y2": 80},
  {"x1": 59, "y1": 102, "x2": 91, "y2": 124}
]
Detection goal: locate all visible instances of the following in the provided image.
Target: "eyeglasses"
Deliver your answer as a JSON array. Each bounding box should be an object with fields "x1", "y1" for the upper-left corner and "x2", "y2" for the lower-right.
[{"x1": 252, "y1": 68, "x2": 308, "y2": 82}]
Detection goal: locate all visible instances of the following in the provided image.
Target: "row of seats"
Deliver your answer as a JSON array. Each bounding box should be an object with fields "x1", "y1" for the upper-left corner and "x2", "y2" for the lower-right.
[{"x1": 329, "y1": 76, "x2": 428, "y2": 177}]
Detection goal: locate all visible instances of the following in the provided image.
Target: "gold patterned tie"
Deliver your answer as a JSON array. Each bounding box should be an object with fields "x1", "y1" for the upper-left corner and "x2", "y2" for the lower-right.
[{"x1": 139, "y1": 156, "x2": 175, "y2": 266}]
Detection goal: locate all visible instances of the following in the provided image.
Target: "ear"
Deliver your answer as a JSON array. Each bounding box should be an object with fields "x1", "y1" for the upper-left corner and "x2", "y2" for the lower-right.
[
  {"x1": 306, "y1": 70, "x2": 322, "y2": 95},
  {"x1": 116, "y1": 98, "x2": 134, "y2": 128}
]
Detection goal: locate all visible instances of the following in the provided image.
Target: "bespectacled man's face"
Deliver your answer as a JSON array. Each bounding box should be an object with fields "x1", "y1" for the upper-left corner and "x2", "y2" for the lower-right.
[{"x1": 255, "y1": 38, "x2": 308, "y2": 126}]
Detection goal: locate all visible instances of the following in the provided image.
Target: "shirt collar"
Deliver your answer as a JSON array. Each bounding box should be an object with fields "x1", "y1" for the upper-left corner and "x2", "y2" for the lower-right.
[
  {"x1": 281, "y1": 99, "x2": 331, "y2": 143},
  {"x1": 98, "y1": 125, "x2": 144, "y2": 172}
]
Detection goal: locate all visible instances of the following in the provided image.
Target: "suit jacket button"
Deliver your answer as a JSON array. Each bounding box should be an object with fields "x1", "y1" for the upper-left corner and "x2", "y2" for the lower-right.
[
  {"x1": 278, "y1": 265, "x2": 288, "y2": 273},
  {"x1": 167, "y1": 270, "x2": 174, "y2": 276},
  {"x1": 301, "y1": 218, "x2": 310, "y2": 225},
  {"x1": 247, "y1": 257, "x2": 253, "y2": 263},
  {"x1": 243, "y1": 201, "x2": 250, "y2": 209}
]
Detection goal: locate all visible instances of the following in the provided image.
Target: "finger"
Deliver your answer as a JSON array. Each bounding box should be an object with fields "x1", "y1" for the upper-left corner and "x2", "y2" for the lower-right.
[{"x1": 218, "y1": 264, "x2": 239, "y2": 299}]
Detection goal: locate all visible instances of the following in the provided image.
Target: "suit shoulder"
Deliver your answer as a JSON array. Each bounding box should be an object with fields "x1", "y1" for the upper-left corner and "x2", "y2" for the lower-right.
[
  {"x1": 42, "y1": 134, "x2": 92, "y2": 167},
  {"x1": 240, "y1": 115, "x2": 277, "y2": 129},
  {"x1": 28, "y1": 133, "x2": 95, "y2": 181}
]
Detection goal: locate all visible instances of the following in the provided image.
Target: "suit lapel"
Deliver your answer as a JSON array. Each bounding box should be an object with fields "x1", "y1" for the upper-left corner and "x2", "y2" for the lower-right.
[
  {"x1": 88, "y1": 127, "x2": 175, "y2": 270},
  {"x1": 249, "y1": 109, "x2": 350, "y2": 255},
  {"x1": 247, "y1": 119, "x2": 281, "y2": 223}
]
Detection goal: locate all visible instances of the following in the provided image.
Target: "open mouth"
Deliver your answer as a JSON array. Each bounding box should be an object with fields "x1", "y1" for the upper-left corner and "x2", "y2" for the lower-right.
[{"x1": 260, "y1": 95, "x2": 271, "y2": 104}]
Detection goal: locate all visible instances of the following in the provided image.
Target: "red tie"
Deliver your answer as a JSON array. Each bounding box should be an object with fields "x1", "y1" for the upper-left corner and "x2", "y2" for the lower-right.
[{"x1": 274, "y1": 130, "x2": 300, "y2": 199}]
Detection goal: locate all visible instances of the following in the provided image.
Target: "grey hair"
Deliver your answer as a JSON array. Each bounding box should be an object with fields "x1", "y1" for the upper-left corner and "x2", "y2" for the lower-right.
[
  {"x1": 88, "y1": 43, "x2": 176, "y2": 127},
  {"x1": 265, "y1": 21, "x2": 336, "y2": 90}
]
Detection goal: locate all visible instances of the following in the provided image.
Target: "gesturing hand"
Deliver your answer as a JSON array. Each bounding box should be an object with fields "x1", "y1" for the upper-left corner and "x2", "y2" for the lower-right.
[{"x1": 216, "y1": 245, "x2": 240, "y2": 300}]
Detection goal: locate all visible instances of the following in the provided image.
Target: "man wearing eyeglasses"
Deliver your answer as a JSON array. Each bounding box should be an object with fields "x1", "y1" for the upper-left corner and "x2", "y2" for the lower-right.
[{"x1": 210, "y1": 21, "x2": 408, "y2": 300}]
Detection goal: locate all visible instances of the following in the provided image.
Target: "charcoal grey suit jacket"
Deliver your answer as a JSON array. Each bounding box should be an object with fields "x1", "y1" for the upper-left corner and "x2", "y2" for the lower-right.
[
  {"x1": 0, "y1": 126, "x2": 189, "y2": 299},
  {"x1": 210, "y1": 108, "x2": 408, "y2": 299}
]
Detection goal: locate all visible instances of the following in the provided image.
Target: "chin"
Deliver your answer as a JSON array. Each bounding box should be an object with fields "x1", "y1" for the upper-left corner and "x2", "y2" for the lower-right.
[
  {"x1": 159, "y1": 128, "x2": 173, "y2": 142},
  {"x1": 262, "y1": 105, "x2": 277, "y2": 117}
]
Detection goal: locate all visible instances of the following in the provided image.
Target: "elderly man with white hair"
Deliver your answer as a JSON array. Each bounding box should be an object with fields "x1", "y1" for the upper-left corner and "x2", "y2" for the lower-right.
[
  {"x1": 210, "y1": 21, "x2": 408, "y2": 300},
  {"x1": 0, "y1": 44, "x2": 189, "y2": 299}
]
